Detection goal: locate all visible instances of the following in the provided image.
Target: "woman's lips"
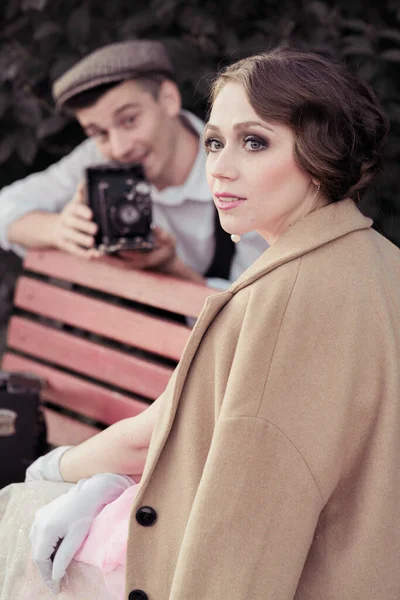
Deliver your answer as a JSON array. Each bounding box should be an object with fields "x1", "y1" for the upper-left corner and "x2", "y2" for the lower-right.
[{"x1": 214, "y1": 195, "x2": 246, "y2": 210}]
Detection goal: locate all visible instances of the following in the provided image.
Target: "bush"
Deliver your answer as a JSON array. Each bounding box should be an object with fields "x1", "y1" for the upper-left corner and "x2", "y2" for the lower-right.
[{"x1": 0, "y1": 0, "x2": 399, "y2": 245}]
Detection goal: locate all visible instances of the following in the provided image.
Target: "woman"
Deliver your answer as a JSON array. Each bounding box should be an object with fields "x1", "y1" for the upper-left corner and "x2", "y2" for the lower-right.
[{"x1": 2, "y1": 47, "x2": 400, "y2": 599}]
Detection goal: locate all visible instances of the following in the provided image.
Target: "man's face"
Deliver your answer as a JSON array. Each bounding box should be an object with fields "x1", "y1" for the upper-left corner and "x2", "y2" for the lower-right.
[{"x1": 75, "y1": 79, "x2": 181, "y2": 189}]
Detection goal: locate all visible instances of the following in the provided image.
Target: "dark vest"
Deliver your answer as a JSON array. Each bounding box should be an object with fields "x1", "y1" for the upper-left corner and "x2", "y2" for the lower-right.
[{"x1": 205, "y1": 207, "x2": 236, "y2": 280}]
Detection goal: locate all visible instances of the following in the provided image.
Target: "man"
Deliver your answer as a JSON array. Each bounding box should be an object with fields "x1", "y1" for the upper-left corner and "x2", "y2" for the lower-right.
[{"x1": 0, "y1": 40, "x2": 268, "y2": 286}]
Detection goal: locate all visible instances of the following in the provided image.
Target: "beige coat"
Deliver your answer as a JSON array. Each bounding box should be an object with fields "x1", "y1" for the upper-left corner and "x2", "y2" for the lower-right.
[{"x1": 126, "y1": 199, "x2": 400, "y2": 600}]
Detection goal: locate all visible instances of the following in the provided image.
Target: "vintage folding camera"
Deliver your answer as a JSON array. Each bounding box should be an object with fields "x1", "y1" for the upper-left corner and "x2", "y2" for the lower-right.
[{"x1": 86, "y1": 163, "x2": 154, "y2": 254}]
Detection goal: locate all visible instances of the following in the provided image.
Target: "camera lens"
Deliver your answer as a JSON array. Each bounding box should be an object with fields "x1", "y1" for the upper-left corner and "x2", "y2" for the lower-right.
[{"x1": 118, "y1": 203, "x2": 140, "y2": 225}]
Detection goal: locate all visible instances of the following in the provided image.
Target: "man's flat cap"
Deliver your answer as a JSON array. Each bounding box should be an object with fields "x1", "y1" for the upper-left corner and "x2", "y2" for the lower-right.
[{"x1": 53, "y1": 40, "x2": 174, "y2": 107}]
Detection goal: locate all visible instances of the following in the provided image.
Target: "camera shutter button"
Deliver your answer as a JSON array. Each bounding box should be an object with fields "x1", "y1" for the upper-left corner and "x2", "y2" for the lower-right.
[{"x1": 136, "y1": 182, "x2": 151, "y2": 195}]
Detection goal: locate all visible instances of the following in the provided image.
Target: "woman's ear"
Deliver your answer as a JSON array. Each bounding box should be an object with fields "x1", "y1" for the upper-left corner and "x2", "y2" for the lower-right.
[
  {"x1": 312, "y1": 177, "x2": 321, "y2": 187},
  {"x1": 158, "y1": 81, "x2": 181, "y2": 117}
]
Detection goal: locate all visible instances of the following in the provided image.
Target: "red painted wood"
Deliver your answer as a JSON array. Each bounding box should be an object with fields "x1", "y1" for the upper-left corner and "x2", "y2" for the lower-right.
[
  {"x1": 7, "y1": 317, "x2": 173, "y2": 400},
  {"x1": 1, "y1": 353, "x2": 148, "y2": 425},
  {"x1": 43, "y1": 407, "x2": 100, "y2": 446},
  {"x1": 15, "y1": 277, "x2": 190, "y2": 361},
  {"x1": 24, "y1": 249, "x2": 215, "y2": 318}
]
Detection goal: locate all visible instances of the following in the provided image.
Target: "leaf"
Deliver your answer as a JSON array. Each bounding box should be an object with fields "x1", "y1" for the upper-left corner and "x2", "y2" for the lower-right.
[
  {"x1": 67, "y1": 5, "x2": 91, "y2": 49},
  {"x1": 179, "y1": 6, "x2": 216, "y2": 36},
  {"x1": 5, "y1": 0, "x2": 21, "y2": 20},
  {"x1": 381, "y1": 49, "x2": 400, "y2": 62},
  {"x1": 0, "y1": 132, "x2": 19, "y2": 164},
  {"x1": 341, "y1": 35, "x2": 375, "y2": 57},
  {"x1": 150, "y1": 0, "x2": 179, "y2": 15},
  {"x1": 218, "y1": 28, "x2": 240, "y2": 55},
  {"x1": 197, "y1": 36, "x2": 219, "y2": 57},
  {"x1": 226, "y1": 33, "x2": 270, "y2": 59},
  {"x1": 21, "y1": 0, "x2": 48, "y2": 11},
  {"x1": 120, "y1": 11, "x2": 157, "y2": 36},
  {"x1": 2, "y1": 61, "x2": 21, "y2": 82},
  {"x1": 50, "y1": 54, "x2": 80, "y2": 82},
  {"x1": 102, "y1": 1, "x2": 125, "y2": 19},
  {"x1": 25, "y1": 61, "x2": 48, "y2": 87},
  {"x1": 0, "y1": 46, "x2": 23, "y2": 82},
  {"x1": 0, "y1": 92, "x2": 10, "y2": 118},
  {"x1": 379, "y1": 28, "x2": 400, "y2": 45},
  {"x1": 37, "y1": 114, "x2": 69, "y2": 139},
  {"x1": 152, "y1": 0, "x2": 179, "y2": 23},
  {"x1": 338, "y1": 17, "x2": 372, "y2": 34},
  {"x1": 161, "y1": 37, "x2": 201, "y2": 70},
  {"x1": 16, "y1": 133, "x2": 38, "y2": 165},
  {"x1": 356, "y1": 61, "x2": 380, "y2": 83},
  {"x1": 13, "y1": 96, "x2": 42, "y2": 127},
  {"x1": 306, "y1": 1, "x2": 331, "y2": 23},
  {"x1": 386, "y1": 102, "x2": 400, "y2": 124},
  {"x1": 33, "y1": 21, "x2": 62, "y2": 40}
]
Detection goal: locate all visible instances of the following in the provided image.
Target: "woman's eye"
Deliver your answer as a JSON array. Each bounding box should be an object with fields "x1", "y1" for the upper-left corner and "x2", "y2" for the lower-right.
[
  {"x1": 204, "y1": 138, "x2": 223, "y2": 152},
  {"x1": 244, "y1": 136, "x2": 267, "y2": 151}
]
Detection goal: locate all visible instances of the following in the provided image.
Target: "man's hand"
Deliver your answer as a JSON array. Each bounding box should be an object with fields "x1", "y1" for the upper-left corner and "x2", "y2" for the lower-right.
[
  {"x1": 97, "y1": 226, "x2": 177, "y2": 271},
  {"x1": 50, "y1": 182, "x2": 98, "y2": 258},
  {"x1": 29, "y1": 473, "x2": 134, "y2": 594},
  {"x1": 97, "y1": 227, "x2": 205, "y2": 284}
]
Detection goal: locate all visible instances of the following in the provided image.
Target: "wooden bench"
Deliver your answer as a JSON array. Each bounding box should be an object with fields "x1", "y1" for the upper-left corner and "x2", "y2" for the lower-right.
[{"x1": 1, "y1": 249, "x2": 215, "y2": 447}]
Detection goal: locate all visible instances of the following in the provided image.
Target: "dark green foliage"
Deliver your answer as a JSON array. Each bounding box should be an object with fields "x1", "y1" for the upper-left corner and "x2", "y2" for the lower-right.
[{"x1": 0, "y1": 0, "x2": 399, "y2": 245}]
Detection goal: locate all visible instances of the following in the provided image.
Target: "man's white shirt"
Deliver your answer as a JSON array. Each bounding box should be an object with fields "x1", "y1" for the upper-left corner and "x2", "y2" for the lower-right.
[{"x1": 0, "y1": 110, "x2": 268, "y2": 283}]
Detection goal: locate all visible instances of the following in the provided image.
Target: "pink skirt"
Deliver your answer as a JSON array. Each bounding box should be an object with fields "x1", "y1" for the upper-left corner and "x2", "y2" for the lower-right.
[{"x1": 74, "y1": 482, "x2": 140, "y2": 599}]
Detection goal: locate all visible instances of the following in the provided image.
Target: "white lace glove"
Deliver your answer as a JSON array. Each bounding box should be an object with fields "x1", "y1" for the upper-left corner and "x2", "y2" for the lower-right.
[
  {"x1": 30, "y1": 472, "x2": 134, "y2": 594},
  {"x1": 25, "y1": 446, "x2": 73, "y2": 482}
]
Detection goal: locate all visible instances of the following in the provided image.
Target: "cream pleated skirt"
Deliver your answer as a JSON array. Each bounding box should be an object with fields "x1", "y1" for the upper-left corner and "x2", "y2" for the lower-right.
[{"x1": 0, "y1": 480, "x2": 118, "y2": 600}]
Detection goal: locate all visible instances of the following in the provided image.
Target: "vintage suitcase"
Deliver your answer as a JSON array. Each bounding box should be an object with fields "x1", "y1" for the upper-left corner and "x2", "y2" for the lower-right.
[{"x1": 0, "y1": 371, "x2": 47, "y2": 488}]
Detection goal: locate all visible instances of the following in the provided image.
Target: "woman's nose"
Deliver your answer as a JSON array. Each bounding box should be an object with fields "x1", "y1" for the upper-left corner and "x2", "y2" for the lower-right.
[{"x1": 209, "y1": 150, "x2": 239, "y2": 181}]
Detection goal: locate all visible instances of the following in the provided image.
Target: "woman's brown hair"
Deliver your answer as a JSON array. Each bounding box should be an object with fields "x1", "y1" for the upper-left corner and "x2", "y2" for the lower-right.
[{"x1": 210, "y1": 48, "x2": 389, "y2": 202}]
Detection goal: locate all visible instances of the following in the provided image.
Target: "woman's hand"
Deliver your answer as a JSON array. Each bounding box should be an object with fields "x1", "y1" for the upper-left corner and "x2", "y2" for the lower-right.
[
  {"x1": 25, "y1": 446, "x2": 73, "y2": 483},
  {"x1": 29, "y1": 473, "x2": 134, "y2": 594}
]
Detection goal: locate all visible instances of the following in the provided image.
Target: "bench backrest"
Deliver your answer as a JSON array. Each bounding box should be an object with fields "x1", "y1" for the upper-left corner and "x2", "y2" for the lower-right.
[{"x1": 1, "y1": 250, "x2": 215, "y2": 446}]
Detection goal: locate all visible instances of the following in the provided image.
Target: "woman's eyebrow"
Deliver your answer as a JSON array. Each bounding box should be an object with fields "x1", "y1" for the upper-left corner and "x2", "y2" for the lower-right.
[
  {"x1": 204, "y1": 123, "x2": 220, "y2": 135},
  {"x1": 233, "y1": 120, "x2": 275, "y2": 133},
  {"x1": 204, "y1": 120, "x2": 275, "y2": 134}
]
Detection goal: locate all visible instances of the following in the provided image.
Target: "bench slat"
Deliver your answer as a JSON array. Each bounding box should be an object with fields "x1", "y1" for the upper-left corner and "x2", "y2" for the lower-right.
[
  {"x1": 15, "y1": 277, "x2": 190, "y2": 361},
  {"x1": 44, "y1": 407, "x2": 100, "y2": 446},
  {"x1": 1, "y1": 352, "x2": 148, "y2": 424},
  {"x1": 24, "y1": 250, "x2": 214, "y2": 318},
  {"x1": 7, "y1": 317, "x2": 173, "y2": 400}
]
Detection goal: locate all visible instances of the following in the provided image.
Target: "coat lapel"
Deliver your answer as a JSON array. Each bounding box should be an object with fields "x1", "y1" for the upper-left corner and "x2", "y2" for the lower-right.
[
  {"x1": 137, "y1": 289, "x2": 233, "y2": 490},
  {"x1": 231, "y1": 199, "x2": 372, "y2": 293}
]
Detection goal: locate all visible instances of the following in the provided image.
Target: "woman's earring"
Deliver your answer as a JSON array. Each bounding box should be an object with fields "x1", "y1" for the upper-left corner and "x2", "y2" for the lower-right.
[
  {"x1": 312, "y1": 183, "x2": 321, "y2": 202},
  {"x1": 231, "y1": 234, "x2": 241, "y2": 243}
]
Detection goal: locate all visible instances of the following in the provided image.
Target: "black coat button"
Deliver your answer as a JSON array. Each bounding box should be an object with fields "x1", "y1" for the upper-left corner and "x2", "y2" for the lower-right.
[
  {"x1": 129, "y1": 591, "x2": 148, "y2": 600},
  {"x1": 136, "y1": 506, "x2": 157, "y2": 527}
]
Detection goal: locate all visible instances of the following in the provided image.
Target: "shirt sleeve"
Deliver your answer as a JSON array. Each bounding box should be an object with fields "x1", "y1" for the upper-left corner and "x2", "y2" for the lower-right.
[
  {"x1": 205, "y1": 277, "x2": 231, "y2": 291},
  {"x1": 0, "y1": 138, "x2": 103, "y2": 256},
  {"x1": 170, "y1": 415, "x2": 323, "y2": 599}
]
